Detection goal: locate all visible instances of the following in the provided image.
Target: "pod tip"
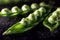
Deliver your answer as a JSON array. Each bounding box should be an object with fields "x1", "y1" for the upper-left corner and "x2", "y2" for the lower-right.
[{"x1": 3, "y1": 30, "x2": 11, "y2": 35}]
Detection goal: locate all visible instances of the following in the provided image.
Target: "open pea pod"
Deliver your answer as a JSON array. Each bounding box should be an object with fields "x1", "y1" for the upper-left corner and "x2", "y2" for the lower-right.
[
  {"x1": 3, "y1": 2, "x2": 51, "y2": 35},
  {"x1": 43, "y1": 7, "x2": 60, "y2": 31},
  {"x1": 0, "y1": 6, "x2": 21, "y2": 17},
  {"x1": 0, "y1": 3, "x2": 39, "y2": 17},
  {"x1": 3, "y1": 4, "x2": 51, "y2": 35},
  {"x1": 0, "y1": 2, "x2": 48, "y2": 17}
]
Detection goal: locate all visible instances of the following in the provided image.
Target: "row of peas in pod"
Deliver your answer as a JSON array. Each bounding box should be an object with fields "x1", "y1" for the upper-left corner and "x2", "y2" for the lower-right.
[
  {"x1": 0, "y1": 2, "x2": 45, "y2": 17},
  {"x1": 43, "y1": 7, "x2": 60, "y2": 31},
  {"x1": 3, "y1": 2, "x2": 51, "y2": 35}
]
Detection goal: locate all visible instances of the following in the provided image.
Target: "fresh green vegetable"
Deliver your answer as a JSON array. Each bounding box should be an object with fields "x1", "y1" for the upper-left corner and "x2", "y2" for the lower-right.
[
  {"x1": 31, "y1": 3, "x2": 39, "y2": 11},
  {"x1": 3, "y1": 5, "x2": 51, "y2": 35},
  {"x1": 11, "y1": 6, "x2": 22, "y2": 16},
  {"x1": 39, "y1": 2, "x2": 47, "y2": 7},
  {"x1": 0, "y1": 4, "x2": 37, "y2": 16},
  {"x1": 21, "y1": 3, "x2": 39, "y2": 15},
  {"x1": 21, "y1": 4, "x2": 30, "y2": 14},
  {"x1": 0, "y1": 6, "x2": 22, "y2": 17},
  {"x1": 0, "y1": 8, "x2": 12, "y2": 16},
  {"x1": 0, "y1": 3, "x2": 42, "y2": 17},
  {"x1": 43, "y1": 7, "x2": 60, "y2": 31}
]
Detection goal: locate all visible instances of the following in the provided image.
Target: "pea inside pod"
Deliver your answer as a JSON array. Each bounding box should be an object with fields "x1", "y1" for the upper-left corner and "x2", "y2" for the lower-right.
[
  {"x1": 31, "y1": 3, "x2": 39, "y2": 11},
  {"x1": 21, "y1": 4, "x2": 30, "y2": 14},
  {"x1": 1, "y1": 8, "x2": 12, "y2": 16},
  {"x1": 0, "y1": 2, "x2": 47, "y2": 17},
  {"x1": 3, "y1": 5, "x2": 51, "y2": 35},
  {"x1": 43, "y1": 7, "x2": 60, "y2": 31},
  {"x1": 11, "y1": 6, "x2": 22, "y2": 16}
]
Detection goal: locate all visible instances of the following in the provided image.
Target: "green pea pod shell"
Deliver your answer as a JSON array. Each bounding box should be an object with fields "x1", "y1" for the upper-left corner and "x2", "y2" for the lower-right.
[
  {"x1": 43, "y1": 8, "x2": 60, "y2": 31},
  {"x1": 3, "y1": 2, "x2": 51, "y2": 35},
  {"x1": 43, "y1": 14, "x2": 59, "y2": 31},
  {"x1": 3, "y1": 6, "x2": 51, "y2": 35}
]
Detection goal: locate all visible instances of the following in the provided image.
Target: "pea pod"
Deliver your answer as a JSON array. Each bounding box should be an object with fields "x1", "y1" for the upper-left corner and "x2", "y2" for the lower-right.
[
  {"x1": 1, "y1": 2, "x2": 43, "y2": 17},
  {"x1": 0, "y1": 3, "x2": 39, "y2": 17},
  {"x1": 43, "y1": 7, "x2": 60, "y2": 31},
  {"x1": 1, "y1": 2, "x2": 48, "y2": 17},
  {"x1": 3, "y1": 4, "x2": 51, "y2": 35}
]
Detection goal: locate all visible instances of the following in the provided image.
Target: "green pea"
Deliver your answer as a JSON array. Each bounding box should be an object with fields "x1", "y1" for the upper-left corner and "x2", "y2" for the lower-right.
[
  {"x1": 39, "y1": 2, "x2": 47, "y2": 7},
  {"x1": 27, "y1": 14, "x2": 35, "y2": 22},
  {"x1": 31, "y1": 3, "x2": 39, "y2": 11},
  {"x1": 52, "y1": 11, "x2": 57, "y2": 17},
  {"x1": 56, "y1": 7, "x2": 60, "y2": 11},
  {"x1": 38, "y1": 7, "x2": 46, "y2": 16},
  {"x1": 20, "y1": 18, "x2": 30, "y2": 26},
  {"x1": 56, "y1": 8, "x2": 60, "y2": 17},
  {"x1": 11, "y1": 6, "x2": 22, "y2": 16},
  {"x1": 1, "y1": 8, "x2": 12, "y2": 16},
  {"x1": 33, "y1": 10, "x2": 40, "y2": 18},
  {"x1": 21, "y1": 4, "x2": 30, "y2": 14},
  {"x1": 48, "y1": 16, "x2": 55, "y2": 24}
]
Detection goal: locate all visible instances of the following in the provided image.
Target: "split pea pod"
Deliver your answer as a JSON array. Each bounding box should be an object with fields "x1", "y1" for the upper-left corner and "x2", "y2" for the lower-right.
[
  {"x1": 3, "y1": 4, "x2": 51, "y2": 35},
  {"x1": 43, "y1": 7, "x2": 60, "y2": 31}
]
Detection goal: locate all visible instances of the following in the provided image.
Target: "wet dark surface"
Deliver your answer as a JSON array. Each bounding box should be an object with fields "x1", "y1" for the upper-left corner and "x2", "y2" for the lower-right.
[{"x1": 0, "y1": 0, "x2": 60, "y2": 40}]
